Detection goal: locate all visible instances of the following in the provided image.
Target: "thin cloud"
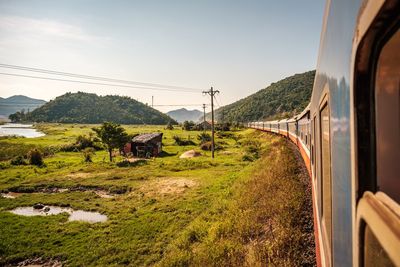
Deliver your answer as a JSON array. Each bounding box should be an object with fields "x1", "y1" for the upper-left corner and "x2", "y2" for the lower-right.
[{"x1": 0, "y1": 16, "x2": 95, "y2": 42}]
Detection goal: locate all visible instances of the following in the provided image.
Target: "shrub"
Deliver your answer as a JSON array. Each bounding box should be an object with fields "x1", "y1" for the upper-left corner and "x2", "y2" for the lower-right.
[
  {"x1": 28, "y1": 149, "x2": 44, "y2": 166},
  {"x1": 60, "y1": 134, "x2": 103, "y2": 152},
  {"x1": 197, "y1": 132, "x2": 211, "y2": 144},
  {"x1": 166, "y1": 122, "x2": 174, "y2": 130},
  {"x1": 10, "y1": 155, "x2": 27, "y2": 166},
  {"x1": 173, "y1": 135, "x2": 196, "y2": 146},
  {"x1": 82, "y1": 147, "x2": 95, "y2": 162},
  {"x1": 108, "y1": 185, "x2": 129, "y2": 194},
  {"x1": 200, "y1": 141, "x2": 222, "y2": 151},
  {"x1": 116, "y1": 159, "x2": 147, "y2": 167},
  {"x1": 182, "y1": 121, "x2": 195, "y2": 131},
  {"x1": 241, "y1": 154, "x2": 254, "y2": 162}
]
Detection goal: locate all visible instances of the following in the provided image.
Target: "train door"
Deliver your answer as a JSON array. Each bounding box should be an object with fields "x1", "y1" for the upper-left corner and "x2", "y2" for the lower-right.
[
  {"x1": 320, "y1": 98, "x2": 332, "y2": 266},
  {"x1": 353, "y1": 1, "x2": 400, "y2": 266}
]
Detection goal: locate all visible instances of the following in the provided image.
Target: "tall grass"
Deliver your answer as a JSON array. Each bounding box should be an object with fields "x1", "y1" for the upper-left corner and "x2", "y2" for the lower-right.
[{"x1": 158, "y1": 137, "x2": 315, "y2": 266}]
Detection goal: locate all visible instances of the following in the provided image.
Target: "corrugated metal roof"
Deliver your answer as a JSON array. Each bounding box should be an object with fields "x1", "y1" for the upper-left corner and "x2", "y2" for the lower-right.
[{"x1": 132, "y1": 133, "x2": 163, "y2": 143}]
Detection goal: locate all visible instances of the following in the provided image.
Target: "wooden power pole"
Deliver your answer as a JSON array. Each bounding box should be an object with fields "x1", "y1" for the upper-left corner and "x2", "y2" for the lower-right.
[
  {"x1": 203, "y1": 87, "x2": 219, "y2": 158},
  {"x1": 202, "y1": 104, "x2": 206, "y2": 132}
]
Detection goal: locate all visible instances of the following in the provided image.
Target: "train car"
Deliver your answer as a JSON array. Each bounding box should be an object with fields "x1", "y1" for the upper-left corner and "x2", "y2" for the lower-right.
[
  {"x1": 249, "y1": 0, "x2": 400, "y2": 266},
  {"x1": 287, "y1": 117, "x2": 298, "y2": 144},
  {"x1": 278, "y1": 119, "x2": 289, "y2": 137},
  {"x1": 269, "y1": 120, "x2": 279, "y2": 133}
]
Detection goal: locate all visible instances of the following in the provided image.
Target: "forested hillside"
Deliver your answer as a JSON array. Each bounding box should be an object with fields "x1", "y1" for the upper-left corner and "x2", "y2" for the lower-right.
[
  {"x1": 215, "y1": 70, "x2": 315, "y2": 122},
  {"x1": 9, "y1": 92, "x2": 176, "y2": 124}
]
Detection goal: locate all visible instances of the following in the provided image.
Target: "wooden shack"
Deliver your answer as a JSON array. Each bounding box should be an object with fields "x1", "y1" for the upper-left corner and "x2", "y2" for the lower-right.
[
  {"x1": 194, "y1": 121, "x2": 212, "y2": 131},
  {"x1": 124, "y1": 133, "x2": 163, "y2": 158}
]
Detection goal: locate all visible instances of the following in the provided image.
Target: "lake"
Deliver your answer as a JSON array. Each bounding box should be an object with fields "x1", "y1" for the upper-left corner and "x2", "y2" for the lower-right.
[{"x1": 0, "y1": 123, "x2": 45, "y2": 138}]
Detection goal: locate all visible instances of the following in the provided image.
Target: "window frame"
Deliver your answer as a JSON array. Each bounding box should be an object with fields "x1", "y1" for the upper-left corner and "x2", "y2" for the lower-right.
[{"x1": 351, "y1": 0, "x2": 400, "y2": 266}]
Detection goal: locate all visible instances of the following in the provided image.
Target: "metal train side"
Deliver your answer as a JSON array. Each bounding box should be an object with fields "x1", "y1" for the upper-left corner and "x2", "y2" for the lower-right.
[{"x1": 249, "y1": 0, "x2": 400, "y2": 266}]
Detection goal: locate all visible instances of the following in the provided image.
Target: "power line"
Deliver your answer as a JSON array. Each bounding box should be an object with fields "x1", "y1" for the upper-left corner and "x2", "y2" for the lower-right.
[
  {"x1": 0, "y1": 63, "x2": 202, "y2": 92},
  {"x1": 0, "y1": 72, "x2": 201, "y2": 93},
  {"x1": 214, "y1": 95, "x2": 222, "y2": 108}
]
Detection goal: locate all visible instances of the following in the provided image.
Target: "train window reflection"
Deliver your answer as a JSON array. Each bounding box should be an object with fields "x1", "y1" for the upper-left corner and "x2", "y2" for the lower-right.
[
  {"x1": 364, "y1": 225, "x2": 394, "y2": 267},
  {"x1": 375, "y1": 28, "x2": 400, "y2": 203},
  {"x1": 320, "y1": 103, "x2": 332, "y2": 254}
]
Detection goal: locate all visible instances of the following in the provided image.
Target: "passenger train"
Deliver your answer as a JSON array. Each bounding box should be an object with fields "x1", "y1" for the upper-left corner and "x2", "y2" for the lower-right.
[{"x1": 249, "y1": 0, "x2": 399, "y2": 266}]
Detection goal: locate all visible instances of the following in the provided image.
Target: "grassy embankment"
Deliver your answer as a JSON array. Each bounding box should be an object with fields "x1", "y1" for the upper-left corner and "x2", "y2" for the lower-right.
[{"x1": 0, "y1": 124, "x2": 314, "y2": 266}]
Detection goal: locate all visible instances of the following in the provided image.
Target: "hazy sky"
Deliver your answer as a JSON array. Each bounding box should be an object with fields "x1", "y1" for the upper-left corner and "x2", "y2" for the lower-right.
[{"x1": 0, "y1": 0, "x2": 325, "y2": 113}]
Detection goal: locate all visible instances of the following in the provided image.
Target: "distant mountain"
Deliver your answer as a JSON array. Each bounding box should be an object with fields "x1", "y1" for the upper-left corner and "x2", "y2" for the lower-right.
[
  {"x1": 213, "y1": 70, "x2": 315, "y2": 123},
  {"x1": 167, "y1": 108, "x2": 203, "y2": 123},
  {"x1": 0, "y1": 95, "x2": 46, "y2": 116},
  {"x1": 9, "y1": 92, "x2": 177, "y2": 125}
]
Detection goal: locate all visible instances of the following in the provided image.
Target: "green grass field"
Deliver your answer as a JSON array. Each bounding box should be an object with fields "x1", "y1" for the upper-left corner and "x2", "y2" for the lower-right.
[{"x1": 0, "y1": 124, "x2": 314, "y2": 266}]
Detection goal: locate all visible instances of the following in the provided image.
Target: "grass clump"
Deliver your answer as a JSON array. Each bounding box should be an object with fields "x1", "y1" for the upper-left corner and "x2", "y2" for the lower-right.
[{"x1": 10, "y1": 155, "x2": 27, "y2": 166}]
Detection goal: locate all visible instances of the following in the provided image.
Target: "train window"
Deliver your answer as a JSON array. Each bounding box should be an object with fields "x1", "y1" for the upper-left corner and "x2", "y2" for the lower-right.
[
  {"x1": 320, "y1": 103, "x2": 332, "y2": 253},
  {"x1": 375, "y1": 27, "x2": 400, "y2": 203},
  {"x1": 364, "y1": 225, "x2": 395, "y2": 267}
]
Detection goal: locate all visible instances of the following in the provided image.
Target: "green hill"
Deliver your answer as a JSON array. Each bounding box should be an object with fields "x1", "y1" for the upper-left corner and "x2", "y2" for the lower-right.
[
  {"x1": 215, "y1": 70, "x2": 315, "y2": 122},
  {"x1": 9, "y1": 92, "x2": 176, "y2": 125}
]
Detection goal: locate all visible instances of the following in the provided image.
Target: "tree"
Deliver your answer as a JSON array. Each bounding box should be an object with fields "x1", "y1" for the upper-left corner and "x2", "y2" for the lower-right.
[{"x1": 92, "y1": 122, "x2": 130, "y2": 162}]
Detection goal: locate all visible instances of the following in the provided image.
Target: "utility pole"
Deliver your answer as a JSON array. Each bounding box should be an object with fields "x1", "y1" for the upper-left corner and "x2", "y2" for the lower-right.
[
  {"x1": 203, "y1": 87, "x2": 219, "y2": 158},
  {"x1": 202, "y1": 104, "x2": 206, "y2": 132}
]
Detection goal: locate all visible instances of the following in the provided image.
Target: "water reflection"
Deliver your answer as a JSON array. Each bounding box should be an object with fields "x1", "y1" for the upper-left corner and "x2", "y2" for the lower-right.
[{"x1": 9, "y1": 206, "x2": 108, "y2": 223}]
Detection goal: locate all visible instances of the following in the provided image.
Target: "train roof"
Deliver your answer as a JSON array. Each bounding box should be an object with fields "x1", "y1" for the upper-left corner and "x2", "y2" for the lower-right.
[{"x1": 295, "y1": 103, "x2": 311, "y2": 120}]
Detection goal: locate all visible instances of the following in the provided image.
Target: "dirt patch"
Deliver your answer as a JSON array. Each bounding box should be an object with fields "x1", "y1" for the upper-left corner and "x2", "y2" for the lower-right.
[
  {"x1": 179, "y1": 150, "x2": 202, "y2": 158},
  {"x1": 143, "y1": 178, "x2": 197, "y2": 196},
  {"x1": 94, "y1": 190, "x2": 115, "y2": 198},
  {"x1": 66, "y1": 172, "x2": 93, "y2": 179},
  {"x1": 1, "y1": 192, "x2": 22, "y2": 199},
  {"x1": 14, "y1": 257, "x2": 62, "y2": 267}
]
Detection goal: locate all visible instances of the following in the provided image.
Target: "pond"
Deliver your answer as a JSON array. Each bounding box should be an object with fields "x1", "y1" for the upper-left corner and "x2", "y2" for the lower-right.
[
  {"x1": 0, "y1": 123, "x2": 45, "y2": 138},
  {"x1": 9, "y1": 206, "x2": 108, "y2": 223}
]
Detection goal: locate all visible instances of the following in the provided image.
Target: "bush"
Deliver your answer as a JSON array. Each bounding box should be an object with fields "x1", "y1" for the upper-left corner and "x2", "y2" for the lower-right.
[
  {"x1": 60, "y1": 134, "x2": 102, "y2": 152},
  {"x1": 82, "y1": 147, "x2": 95, "y2": 162},
  {"x1": 108, "y1": 185, "x2": 129, "y2": 194},
  {"x1": 241, "y1": 154, "x2": 254, "y2": 162},
  {"x1": 200, "y1": 141, "x2": 222, "y2": 151},
  {"x1": 28, "y1": 149, "x2": 44, "y2": 166},
  {"x1": 116, "y1": 159, "x2": 147, "y2": 167},
  {"x1": 182, "y1": 121, "x2": 195, "y2": 131},
  {"x1": 10, "y1": 155, "x2": 27, "y2": 166},
  {"x1": 197, "y1": 132, "x2": 211, "y2": 144},
  {"x1": 173, "y1": 135, "x2": 196, "y2": 146},
  {"x1": 166, "y1": 122, "x2": 174, "y2": 130}
]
